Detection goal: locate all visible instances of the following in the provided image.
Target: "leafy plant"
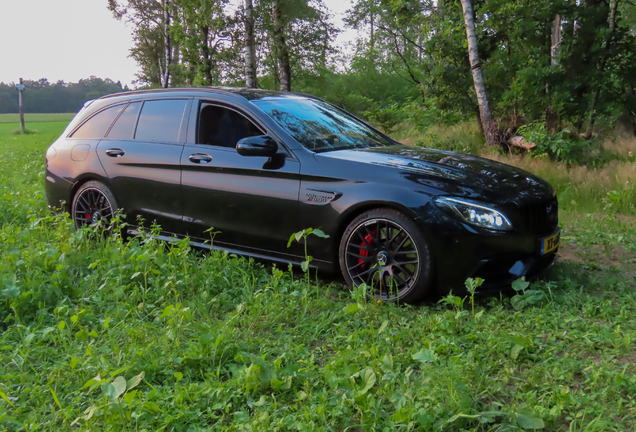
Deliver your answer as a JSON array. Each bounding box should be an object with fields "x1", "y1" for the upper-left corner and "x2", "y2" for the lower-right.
[
  {"x1": 517, "y1": 122, "x2": 589, "y2": 165},
  {"x1": 510, "y1": 277, "x2": 545, "y2": 310},
  {"x1": 287, "y1": 227, "x2": 329, "y2": 285}
]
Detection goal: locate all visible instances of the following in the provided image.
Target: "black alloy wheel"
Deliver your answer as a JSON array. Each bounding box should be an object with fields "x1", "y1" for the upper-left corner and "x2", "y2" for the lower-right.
[
  {"x1": 339, "y1": 208, "x2": 433, "y2": 303},
  {"x1": 71, "y1": 181, "x2": 117, "y2": 230}
]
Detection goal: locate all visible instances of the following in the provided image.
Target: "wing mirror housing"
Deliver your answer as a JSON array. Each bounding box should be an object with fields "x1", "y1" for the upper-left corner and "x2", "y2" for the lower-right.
[{"x1": 236, "y1": 135, "x2": 278, "y2": 157}]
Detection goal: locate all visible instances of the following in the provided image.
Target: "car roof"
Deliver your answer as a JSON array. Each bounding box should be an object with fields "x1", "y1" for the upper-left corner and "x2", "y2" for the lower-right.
[{"x1": 98, "y1": 86, "x2": 318, "y2": 102}]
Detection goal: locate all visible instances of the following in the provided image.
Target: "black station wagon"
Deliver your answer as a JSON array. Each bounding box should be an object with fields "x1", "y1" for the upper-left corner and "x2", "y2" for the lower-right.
[{"x1": 44, "y1": 87, "x2": 560, "y2": 303}]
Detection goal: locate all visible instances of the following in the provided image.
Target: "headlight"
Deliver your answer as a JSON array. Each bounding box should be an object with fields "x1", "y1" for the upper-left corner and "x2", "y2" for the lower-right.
[{"x1": 434, "y1": 197, "x2": 512, "y2": 231}]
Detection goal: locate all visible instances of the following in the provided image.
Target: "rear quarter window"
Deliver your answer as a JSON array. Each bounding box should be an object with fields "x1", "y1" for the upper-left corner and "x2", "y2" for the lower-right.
[
  {"x1": 71, "y1": 104, "x2": 126, "y2": 139},
  {"x1": 135, "y1": 99, "x2": 188, "y2": 143},
  {"x1": 107, "y1": 102, "x2": 141, "y2": 140}
]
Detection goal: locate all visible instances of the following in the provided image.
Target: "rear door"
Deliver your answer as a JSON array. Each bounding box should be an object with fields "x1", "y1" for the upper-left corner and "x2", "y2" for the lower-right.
[
  {"x1": 180, "y1": 99, "x2": 302, "y2": 256},
  {"x1": 96, "y1": 98, "x2": 191, "y2": 234}
]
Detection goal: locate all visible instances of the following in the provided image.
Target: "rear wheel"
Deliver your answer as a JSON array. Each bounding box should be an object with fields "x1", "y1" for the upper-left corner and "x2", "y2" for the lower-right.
[
  {"x1": 339, "y1": 208, "x2": 433, "y2": 303},
  {"x1": 71, "y1": 181, "x2": 118, "y2": 230}
]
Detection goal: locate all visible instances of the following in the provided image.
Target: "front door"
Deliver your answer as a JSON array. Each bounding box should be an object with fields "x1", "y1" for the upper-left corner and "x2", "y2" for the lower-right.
[{"x1": 180, "y1": 101, "x2": 301, "y2": 257}]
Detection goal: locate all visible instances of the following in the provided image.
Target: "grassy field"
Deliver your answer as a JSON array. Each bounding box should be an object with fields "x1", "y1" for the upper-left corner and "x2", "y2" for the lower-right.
[
  {"x1": 0, "y1": 121, "x2": 635, "y2": 431},
  {"x1": 0, "y1": 113, "x2": 76, "y2": 124}
]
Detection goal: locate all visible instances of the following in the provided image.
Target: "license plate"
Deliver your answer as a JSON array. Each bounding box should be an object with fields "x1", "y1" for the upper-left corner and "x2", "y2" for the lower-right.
[{"x1": 541, "y1": 230, "x2": 560, "y2": 255}]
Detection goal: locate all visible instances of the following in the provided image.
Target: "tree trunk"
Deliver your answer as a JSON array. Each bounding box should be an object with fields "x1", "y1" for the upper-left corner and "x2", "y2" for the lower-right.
[
  {"x1": 244, "y1": 0, "x2": 258, "y2": 88},
  {"x1": 370, "y1": 8, "x2": 374, "y2": 48},
  {"x1": 617, "y1": 86, "x2": 636, "y2": 136},
  {"x1": 459, "y1": 0, "x2": 498, "y2": 146},
  {"x1": 546, "y1": 14, "x2": 562, "y2": 135},
  {"x1": 583, "y1": 0, "x2": 619, "y2": 139},
  {"x1": 201, "y1": 26, "x2": 213, "y2": 85},
  {"x1": 272, "y1": 0, "x2": 291, "y2": 91},
  {"x1": 161, "y1": 0, "x2": 171, "y2": 88}
]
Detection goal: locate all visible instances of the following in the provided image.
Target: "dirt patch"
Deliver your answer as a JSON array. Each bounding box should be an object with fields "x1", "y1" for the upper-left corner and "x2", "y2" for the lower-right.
[{"x1": 558, "y1": 243, "x2": 636, "y2": 274}]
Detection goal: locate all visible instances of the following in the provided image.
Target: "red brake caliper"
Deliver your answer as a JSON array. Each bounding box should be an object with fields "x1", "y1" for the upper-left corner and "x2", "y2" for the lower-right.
[{"x1": 358, "y1": 230, "x2": 376, "y2": 269}]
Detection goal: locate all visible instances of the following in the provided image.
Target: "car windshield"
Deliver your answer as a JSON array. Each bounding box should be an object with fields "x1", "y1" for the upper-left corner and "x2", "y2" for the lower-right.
[{"x1": 251, "y1": 97, "x2": 396, "y2": 152}]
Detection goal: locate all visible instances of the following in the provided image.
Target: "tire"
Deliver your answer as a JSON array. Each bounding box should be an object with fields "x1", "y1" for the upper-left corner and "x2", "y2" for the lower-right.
[
  {"x1": 71, "y1": 181, "x2": 119, "y2": 231},
  {"x1": 338, "y1": 208, "x2": 433, "y2": 303}
]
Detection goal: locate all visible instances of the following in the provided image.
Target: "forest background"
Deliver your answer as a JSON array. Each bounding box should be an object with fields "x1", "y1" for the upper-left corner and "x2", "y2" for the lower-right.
[{"x1": 2, "y1": 0, "x2": 636, "y2": 158}]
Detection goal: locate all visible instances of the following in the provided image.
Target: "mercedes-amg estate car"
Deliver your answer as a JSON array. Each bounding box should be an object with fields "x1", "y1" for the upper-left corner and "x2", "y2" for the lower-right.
[{"x1": 44, "y1": 87, "x2": 560, "y2": 303}]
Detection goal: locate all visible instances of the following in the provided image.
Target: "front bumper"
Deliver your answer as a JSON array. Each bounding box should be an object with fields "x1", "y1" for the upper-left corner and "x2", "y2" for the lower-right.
[{"x1": 416, "y1": 206, "x2": 560, "y2": 295}]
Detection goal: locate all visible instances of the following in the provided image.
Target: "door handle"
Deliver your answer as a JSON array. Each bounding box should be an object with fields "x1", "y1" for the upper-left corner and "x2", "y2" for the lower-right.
[
  {"x1": 189, "y1": 153, "x2": 213, "y2": 164},
  {"x1": 105, "y1": 148, "x2": 125, "y2": 158}
]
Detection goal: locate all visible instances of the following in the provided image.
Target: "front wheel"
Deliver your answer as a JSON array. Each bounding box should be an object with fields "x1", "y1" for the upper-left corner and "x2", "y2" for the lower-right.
[{"x1": 338, "y1": 208, "x2": 433, "y2": 303}]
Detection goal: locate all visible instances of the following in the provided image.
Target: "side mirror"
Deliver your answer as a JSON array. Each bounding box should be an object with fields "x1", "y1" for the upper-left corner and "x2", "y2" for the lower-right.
[{"x1": 236, "y1": 135, "x2": 278, "y2": 157}]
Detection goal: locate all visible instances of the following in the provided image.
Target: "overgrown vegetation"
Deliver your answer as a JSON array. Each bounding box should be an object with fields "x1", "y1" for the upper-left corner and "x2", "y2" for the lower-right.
[{"x1": 1, "y1": 121, "x2": 635, "y2": 430}]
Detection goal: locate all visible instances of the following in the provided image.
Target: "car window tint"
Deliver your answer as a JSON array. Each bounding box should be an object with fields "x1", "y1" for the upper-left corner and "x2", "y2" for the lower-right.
[
  {"x1": 71, "y1": 104, "x2": 125, "y2": 139},
  {"x1": 252, "y1": 97, "x2": 395, "y2": 152},
  {"x1": 135, "y1": 99, "x2": 188, "y2": 143},
  {"x1": 107, "y1": 102, "x2": 141, "y2": 139},
  {"x1": 198, "y1": 104, "x2": 263, "y2": 148}
]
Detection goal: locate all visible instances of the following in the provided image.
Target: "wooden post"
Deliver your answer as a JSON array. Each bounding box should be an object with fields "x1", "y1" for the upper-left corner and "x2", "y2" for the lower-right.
[{"x1": 18, "y1": 78, "x2": 25, "y2": 132}]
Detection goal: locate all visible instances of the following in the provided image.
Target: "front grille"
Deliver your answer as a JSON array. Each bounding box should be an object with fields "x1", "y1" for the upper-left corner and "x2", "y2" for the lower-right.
[{"x1": 519, "y1": 197, "x2": 558, "y2": 234}]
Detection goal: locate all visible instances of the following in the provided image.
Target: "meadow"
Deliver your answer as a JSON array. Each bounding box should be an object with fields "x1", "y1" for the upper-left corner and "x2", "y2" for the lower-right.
[
  {"x1": 0, "y1": 119, "x2": 635, "y2": 431},
  {"x1": 0, "y1": 113, "x2": 75, "y2": 124}
]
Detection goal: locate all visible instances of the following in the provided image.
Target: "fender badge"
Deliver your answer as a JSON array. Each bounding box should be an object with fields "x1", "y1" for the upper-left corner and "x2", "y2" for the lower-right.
[{"x1": 304, "y1": 189, "x2": 342, "y2": 205}]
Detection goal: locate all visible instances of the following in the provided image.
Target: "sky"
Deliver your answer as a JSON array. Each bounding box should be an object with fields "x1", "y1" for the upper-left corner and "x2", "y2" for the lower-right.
[{"x1": 0, "y1": 0, "x2": 359, "y2": 88}]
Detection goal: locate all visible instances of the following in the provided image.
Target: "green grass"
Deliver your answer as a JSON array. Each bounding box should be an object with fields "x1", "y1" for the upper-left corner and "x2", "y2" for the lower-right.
[
  {"x1": 0, "y1": 113, "x2": 76, "y2": 124},
  {"x1": 1, "y1": 122, "x2": 635, "y2": 431}
]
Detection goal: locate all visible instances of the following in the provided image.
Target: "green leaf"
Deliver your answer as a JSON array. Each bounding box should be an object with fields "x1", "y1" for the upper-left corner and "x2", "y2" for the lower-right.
[
  {"x1": 50, "y1": 387, "x2": 63, "y2": 410},
  {"x1": 69, "y1": 356, "x2": 79, "y2": 369},
  {"x1": 342, "y1": 303, "x2": 360, "y2": 314},
  {"x1": 287, "y1": 233, "x2": 296, "y2": 248},
  {"x1": 510, "y1": 295, "x2": 527, "y2": 311},
  {"x1": 294, "y1": 231, "x2": 304, "y2": 242},
  {"x1": 111, "y1": 376, "x2": 127, "y2": 399},
  {"x1": 356, "y1": 367, "x2": 376, "y2": 395},
  {"x1": 381, "y1": 353, "x2": 394, "y2": 372},
  {"x1": 101, "y1": 382, "x2": 116, "y2": 400},
  {"x1": 311, "y1": 228, "x2": 329, "y2": 238},
  {"x1": 174, "y1": 372, "x2": 183, "y2": 382},
  {"x1": 516, "y1": 406, "x2": 545, "y2": 429},
  {"x1": 126, "y1": 371, "x2": 145, "y2": 390},
  {"x1": 0, "y1": 389, "x2": 15, "y2": 407},
  {"x1": 301, "y1": 261, "x2": 309, "y2": 272},
  {"x1": 199, "y1": 333, "x2": 215, "y2": 347},
  {"x1": 123, "y1": 389, "x2": 138, "y2": 404},
  {"x1": 511, "y1": 344, "x2": 524, "y2": 360},
  {"x1": 412, "y1": 348, "x2": 436, "y2": 364},
  {"x1": 378, "y1": 320, "x2": 388, "y2": 334},
  {"x1": 525, "y1": 290, "x2": 544, "y2": 304},
  {"x1": 512, "y1": 277, "x2": 530, "y2": 292}
]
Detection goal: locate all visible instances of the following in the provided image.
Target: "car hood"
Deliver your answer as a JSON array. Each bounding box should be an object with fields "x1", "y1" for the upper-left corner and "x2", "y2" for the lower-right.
[{"x1": 319, "y1": 145, "x2": 555, "y2": 202}]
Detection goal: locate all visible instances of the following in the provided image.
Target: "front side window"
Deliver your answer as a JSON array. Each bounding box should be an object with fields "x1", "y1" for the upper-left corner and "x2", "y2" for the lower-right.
[
  {"x1": 71, "y1": 104, "x2": 125, "y2": 139},
  {"x1": 197, "y1": 104, "x2": 262, "y2": 148},
  {"x1": 135, "y1": 99, "x2": 188, "y2": 143},
  {"x1": 107, "y1": 102, "x2": 141, "y2": 140},
  {"x1": 251, "y1": 97, "x2": 396, "y2": 152}
]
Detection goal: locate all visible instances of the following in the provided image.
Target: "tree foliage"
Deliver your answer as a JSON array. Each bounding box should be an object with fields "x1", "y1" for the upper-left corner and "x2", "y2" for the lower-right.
[{"x1": 0, "y1": 78, "x2": 125, "y2": 114}]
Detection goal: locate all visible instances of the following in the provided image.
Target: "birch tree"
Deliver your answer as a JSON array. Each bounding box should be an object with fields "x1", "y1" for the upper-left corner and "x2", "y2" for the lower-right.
[
  {"x1": 245, "y1": 0, "x2": 258, "y2": 87},
  {"x1": 271, "y1": 0, "x2": 291, "y2": 91},
  {"x1": 459, "y1": 0, "x2": 498, "y2": 146}
]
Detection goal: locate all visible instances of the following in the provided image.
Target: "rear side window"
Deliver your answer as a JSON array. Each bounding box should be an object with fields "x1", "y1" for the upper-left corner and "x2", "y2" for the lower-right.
[
  {"x1": 198, "y1": 104, "x2": 263, "y2": 148},
  {"x1": 71, "y1": 104, "x2": 125, "y2": 139},
  {"x1": 107, "y1": 102, "x2": 141, "y2": 139},
  {"x1": 135, "y1": 99, "x2": 188, "y2": 143}
]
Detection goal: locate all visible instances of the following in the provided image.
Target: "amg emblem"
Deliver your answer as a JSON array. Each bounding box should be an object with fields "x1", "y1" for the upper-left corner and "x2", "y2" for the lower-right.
[{"x1": 304, "y1": 189, "x2": 341, "y2": 205}]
